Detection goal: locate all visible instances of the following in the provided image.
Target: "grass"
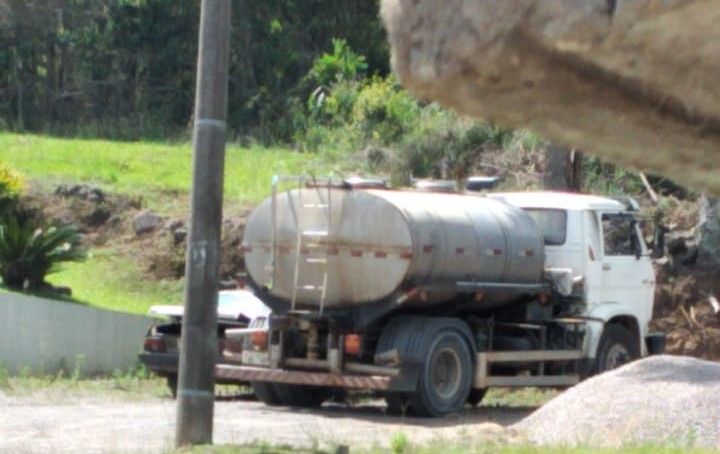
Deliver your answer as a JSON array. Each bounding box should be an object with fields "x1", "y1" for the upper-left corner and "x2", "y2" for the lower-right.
[
  {"x1": 0, "y1": 363, "x2": 247, "y2": 403},
  {"x1": 483, "y1": 387, "x2": 559, "y2": 408},
  {"x1": 0, "y1": 132, "x2": 325, "y2": 205},
  {"x1": 0, "y1": 132, "x2": 332, "y2": 312},
  {"x1": 46, "y1": 248, "x2": 184, "y2": 315},
  {"x1": 0, "y1": 362, "x2": 171, "y2": 401}
]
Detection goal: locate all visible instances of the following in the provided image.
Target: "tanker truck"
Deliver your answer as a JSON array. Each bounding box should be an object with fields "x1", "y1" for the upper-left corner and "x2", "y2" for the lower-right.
[{"x1": 218, "y1": 175, "x2": 665, "y2": 416}]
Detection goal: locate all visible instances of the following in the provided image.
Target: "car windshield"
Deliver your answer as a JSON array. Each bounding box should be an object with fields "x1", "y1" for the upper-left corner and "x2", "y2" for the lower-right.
[{"x1": 523, "y1": 208, "x2": 567, "y2": 246}]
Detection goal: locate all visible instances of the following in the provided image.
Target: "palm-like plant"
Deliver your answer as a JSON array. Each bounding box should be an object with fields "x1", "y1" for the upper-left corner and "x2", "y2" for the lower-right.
[{"x1": 0, "y1": 216, "x2": 85, "y2": 291}]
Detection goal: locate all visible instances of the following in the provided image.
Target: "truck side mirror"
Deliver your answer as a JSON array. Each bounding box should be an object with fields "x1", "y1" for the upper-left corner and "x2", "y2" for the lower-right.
[
  {"x1": 651, "y1": 224, "x2": 666, "y2": 258},
  {"x1": 631, "y1": 219, "x2": 642, "y2": 260}
]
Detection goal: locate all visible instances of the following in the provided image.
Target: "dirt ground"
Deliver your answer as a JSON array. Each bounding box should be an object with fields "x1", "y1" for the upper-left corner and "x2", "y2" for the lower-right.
[{"x1": 0, "y1": 395, "x2": 526, "y2": 453}]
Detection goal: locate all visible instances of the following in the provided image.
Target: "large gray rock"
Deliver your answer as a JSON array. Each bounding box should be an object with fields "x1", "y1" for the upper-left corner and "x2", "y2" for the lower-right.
[
  {"x1": 132, "y1": 210, "x2": 162, "y2": 236},
  {"x1": 516, "y1": 355, "x2": 720, "y2": 448},
  {"x1": 381, "y1": 0, "x2": 720, "y2": 193}
]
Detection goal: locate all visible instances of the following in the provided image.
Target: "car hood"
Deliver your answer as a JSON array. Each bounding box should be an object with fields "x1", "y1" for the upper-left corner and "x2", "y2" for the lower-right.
[{"x1": 148, "y1": 290, "x2": 271, "y2": 321}]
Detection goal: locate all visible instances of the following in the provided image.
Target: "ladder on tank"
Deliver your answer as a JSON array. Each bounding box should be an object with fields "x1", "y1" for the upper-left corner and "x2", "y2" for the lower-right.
[{"x1": 270, "y1": 175, "x2": 334, "y2": 314}]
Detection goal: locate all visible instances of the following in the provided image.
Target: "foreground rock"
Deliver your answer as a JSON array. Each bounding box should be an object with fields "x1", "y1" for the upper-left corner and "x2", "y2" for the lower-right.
[
  {"x1": 381, "y1": 0, "x2": 720, "y2": 193},
  {"x1": 516, "y1": 355, "x2": 720, "y2": 448}
]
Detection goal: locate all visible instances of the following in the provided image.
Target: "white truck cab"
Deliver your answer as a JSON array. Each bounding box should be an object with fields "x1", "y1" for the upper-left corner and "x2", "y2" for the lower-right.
[{"x1": 491, "y1": 192, "x2": 656, "y2": 370}]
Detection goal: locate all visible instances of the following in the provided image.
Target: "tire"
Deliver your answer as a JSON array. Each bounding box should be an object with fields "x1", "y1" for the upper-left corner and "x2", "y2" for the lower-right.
[
  {"x1": 467, "y1": 388, "x2": 488, "y2": 407},
  {"x1": 251, "y1": 381, "x2": 284, "y2": 406},
  {"x1": 166, "y1": 374, "x2": 178, "y2": 399},
  {"x1": 594, "y1": 324, "x2": 640, "y2": 374},
  {"x1": 273, "y1": 384, "x2": 327, "y2": 408},
  {"x1": 385, "y1": 392, "x2": 412, "y2": 416},
  {"x1": 410, "y1": 328, "x2": 474, "y2": 417}
]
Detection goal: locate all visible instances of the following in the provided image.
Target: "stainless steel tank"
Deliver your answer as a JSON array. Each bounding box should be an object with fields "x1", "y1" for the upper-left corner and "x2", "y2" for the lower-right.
[{"x1": 242, "y1": 188, "x2": 545, "y2": 309}]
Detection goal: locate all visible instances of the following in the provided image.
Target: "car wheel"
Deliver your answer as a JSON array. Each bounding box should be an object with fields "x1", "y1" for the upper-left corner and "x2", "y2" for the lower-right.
[
  {"x1": 594, "y1": 324, "x2": 640, "y2": 374},
  {"x1": 166, "y1": 374, "x2": 178, "y2": 399}
]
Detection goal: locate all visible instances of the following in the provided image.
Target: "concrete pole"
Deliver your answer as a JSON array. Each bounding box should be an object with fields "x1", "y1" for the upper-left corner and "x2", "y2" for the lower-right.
[{"x1": 175, "y1": 0, "x2": 231, "y2": 447}]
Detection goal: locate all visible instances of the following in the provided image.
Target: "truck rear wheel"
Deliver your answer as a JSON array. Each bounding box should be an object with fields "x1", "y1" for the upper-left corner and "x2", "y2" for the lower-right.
[
  {"x1": 410, "y1": 328, "x2": 473, "y2": 417},
  {"x1": 594, "y1": 324, "x2": 640, "y2": 374}
]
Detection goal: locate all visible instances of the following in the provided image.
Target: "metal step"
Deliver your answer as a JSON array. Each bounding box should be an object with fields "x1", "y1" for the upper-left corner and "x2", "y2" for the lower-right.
[
  {"x1": 296, "y1": 285, "x2": 325, "y2": 291},
  {"x1": 302, "y1": 230, "x2": 329, "y2": 237},
  {"x1": 305, "y1": 257, "x2": 328, "y2": 264}
]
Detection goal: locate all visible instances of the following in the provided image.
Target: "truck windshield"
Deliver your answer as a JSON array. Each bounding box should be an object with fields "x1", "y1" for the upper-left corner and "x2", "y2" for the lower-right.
[{"x1": 523, "y1": 209, "x2": 567, "y2": 245}]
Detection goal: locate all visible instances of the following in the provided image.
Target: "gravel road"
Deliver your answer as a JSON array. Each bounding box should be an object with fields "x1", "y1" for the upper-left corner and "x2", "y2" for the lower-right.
[
  {"x1": 6, "y1": 355, "x2": 716, "y2": 452},
  {"x1": 0, "y1": 396, "x2": 524, "y2": 453}
]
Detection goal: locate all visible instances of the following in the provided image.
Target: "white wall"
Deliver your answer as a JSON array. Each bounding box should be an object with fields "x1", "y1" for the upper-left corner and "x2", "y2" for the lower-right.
[{"x1": 0, "y1": 292, "x2": 155, "y2": 376}]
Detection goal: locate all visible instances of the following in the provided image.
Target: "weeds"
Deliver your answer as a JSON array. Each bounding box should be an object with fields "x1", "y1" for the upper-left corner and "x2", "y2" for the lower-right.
[
  {"x1": 2, "y1": 364, "x2": 171, "y2": 401},
  {"x1": 389, "y1": 432, "x2": 409, "y2": 454}
]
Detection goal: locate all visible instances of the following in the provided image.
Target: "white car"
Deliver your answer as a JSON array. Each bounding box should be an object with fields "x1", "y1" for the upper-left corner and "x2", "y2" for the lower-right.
[{"x1": 139, "y1": 289, "x2": 270, "y2": 397}]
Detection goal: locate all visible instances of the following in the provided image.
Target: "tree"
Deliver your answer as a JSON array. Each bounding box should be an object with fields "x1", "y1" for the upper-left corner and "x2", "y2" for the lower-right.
[
  {"x1": 0, "y1": 0, "x2": 390, "y2": 141},
  {"x1": 695, "y1": 194, "x2": 720, "y2": 269},
  {"x1": 543, "y1": 144, "x2": 583, "y2": 192}
]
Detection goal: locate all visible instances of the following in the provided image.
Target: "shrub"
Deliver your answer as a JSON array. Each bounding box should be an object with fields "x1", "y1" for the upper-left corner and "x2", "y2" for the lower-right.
[
  {"x1": 0, "y1": 162, "x2": 24, "y2": 216},
  {"x1": 352, "y1": 76, "x2": 419, "y2": 144},
  {"x1": 308, "y1": 38, "x2": 368, "y2": 87},
  {"x1": 0, "y1": 216, "x2": 85, "y2": 291}
]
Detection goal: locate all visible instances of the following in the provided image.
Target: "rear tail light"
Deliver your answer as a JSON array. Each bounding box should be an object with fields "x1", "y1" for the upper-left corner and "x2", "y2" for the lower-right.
[
  {"x1": 344, "y1": 334, "x2": 362, "y2": 356},
  {"x1": 250, "y1": 330, "x2": 268, "y2": 350},
  {"x1": 224, "y1": 337, "x2": 244, "y2": 353},
  {"x1": 143, "y1": 336, "x2": 167, "y2": 353}
]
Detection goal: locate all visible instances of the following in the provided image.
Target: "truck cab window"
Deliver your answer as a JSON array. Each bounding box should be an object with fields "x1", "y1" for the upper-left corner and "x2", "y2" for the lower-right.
[
  {"x1": 524, "y1": 209, "x2": 567, "y2": 245},
  {"x1": 602, "y1": 213, "x2": 636, "y2": 256}
]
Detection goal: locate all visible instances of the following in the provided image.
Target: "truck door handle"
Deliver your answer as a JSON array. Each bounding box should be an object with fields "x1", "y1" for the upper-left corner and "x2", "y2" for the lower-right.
[{"x1": 602, "y1": 264, "x2": 611, "y2": 271}]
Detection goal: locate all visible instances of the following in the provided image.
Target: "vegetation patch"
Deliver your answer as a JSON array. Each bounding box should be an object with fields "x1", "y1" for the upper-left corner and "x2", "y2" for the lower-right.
[
  {"x1": 0, "y1": 133, "x2": 323, "y2": 206},
  {"x1": 46, "y1": 248, "x2": 184, "y2": 315}
]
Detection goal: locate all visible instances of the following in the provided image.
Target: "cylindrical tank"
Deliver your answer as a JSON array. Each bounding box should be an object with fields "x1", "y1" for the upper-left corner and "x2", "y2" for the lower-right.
[{"x1": 242, "y1": 188, "x2": 545, "y2": 309}]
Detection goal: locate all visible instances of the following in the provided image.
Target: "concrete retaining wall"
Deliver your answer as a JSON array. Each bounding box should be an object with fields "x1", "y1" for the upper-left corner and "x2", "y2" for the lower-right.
[{"x1": 0, "y1": 292, "x2": 156, "y2": 376}]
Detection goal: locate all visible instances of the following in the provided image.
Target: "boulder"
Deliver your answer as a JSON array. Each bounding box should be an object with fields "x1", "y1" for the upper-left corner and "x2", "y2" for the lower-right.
[
  {"x1": 381, "y1": 0, "x2": 720, "y2": 193},
  {"x1": 132, "y1": 210, "x2": 162, "y2": 236}
]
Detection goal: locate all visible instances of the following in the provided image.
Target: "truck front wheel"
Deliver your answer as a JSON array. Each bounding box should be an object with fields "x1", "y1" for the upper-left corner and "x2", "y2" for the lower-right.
[
  {"x1": 410, "y1": 328, "x2": 473, "y2": 417},
  {"x1": 594, "y1": 324, "x2": 640, "y2": 374}
]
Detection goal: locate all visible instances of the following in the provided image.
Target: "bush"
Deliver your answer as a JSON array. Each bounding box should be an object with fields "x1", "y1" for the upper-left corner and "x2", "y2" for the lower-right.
[
  {"x1": 308, "y1": 38, "x2": 368, "y2": 87},
  {"x1": 0, "y1": 216, "x2": 85, "y2": 291},
  {"x1": 352, "y1": 76, "x2": 419, "y2": 144},
  {"x1": 0, "y1": 162, "x2": 24, "y2": 216},
  {"x1": 296, "y1": 40, "x2": 535, "y2": 183}
]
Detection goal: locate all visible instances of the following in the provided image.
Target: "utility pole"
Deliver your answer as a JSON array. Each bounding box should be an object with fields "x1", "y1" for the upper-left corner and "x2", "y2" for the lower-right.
[{"x1": 176, "y1": 0, "x2": 231, "y2": 447}]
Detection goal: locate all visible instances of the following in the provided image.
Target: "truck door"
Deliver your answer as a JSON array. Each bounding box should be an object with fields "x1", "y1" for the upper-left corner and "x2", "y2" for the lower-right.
[{"x1": 598, "y1": 212, "x2": 654, "y2": 326}]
